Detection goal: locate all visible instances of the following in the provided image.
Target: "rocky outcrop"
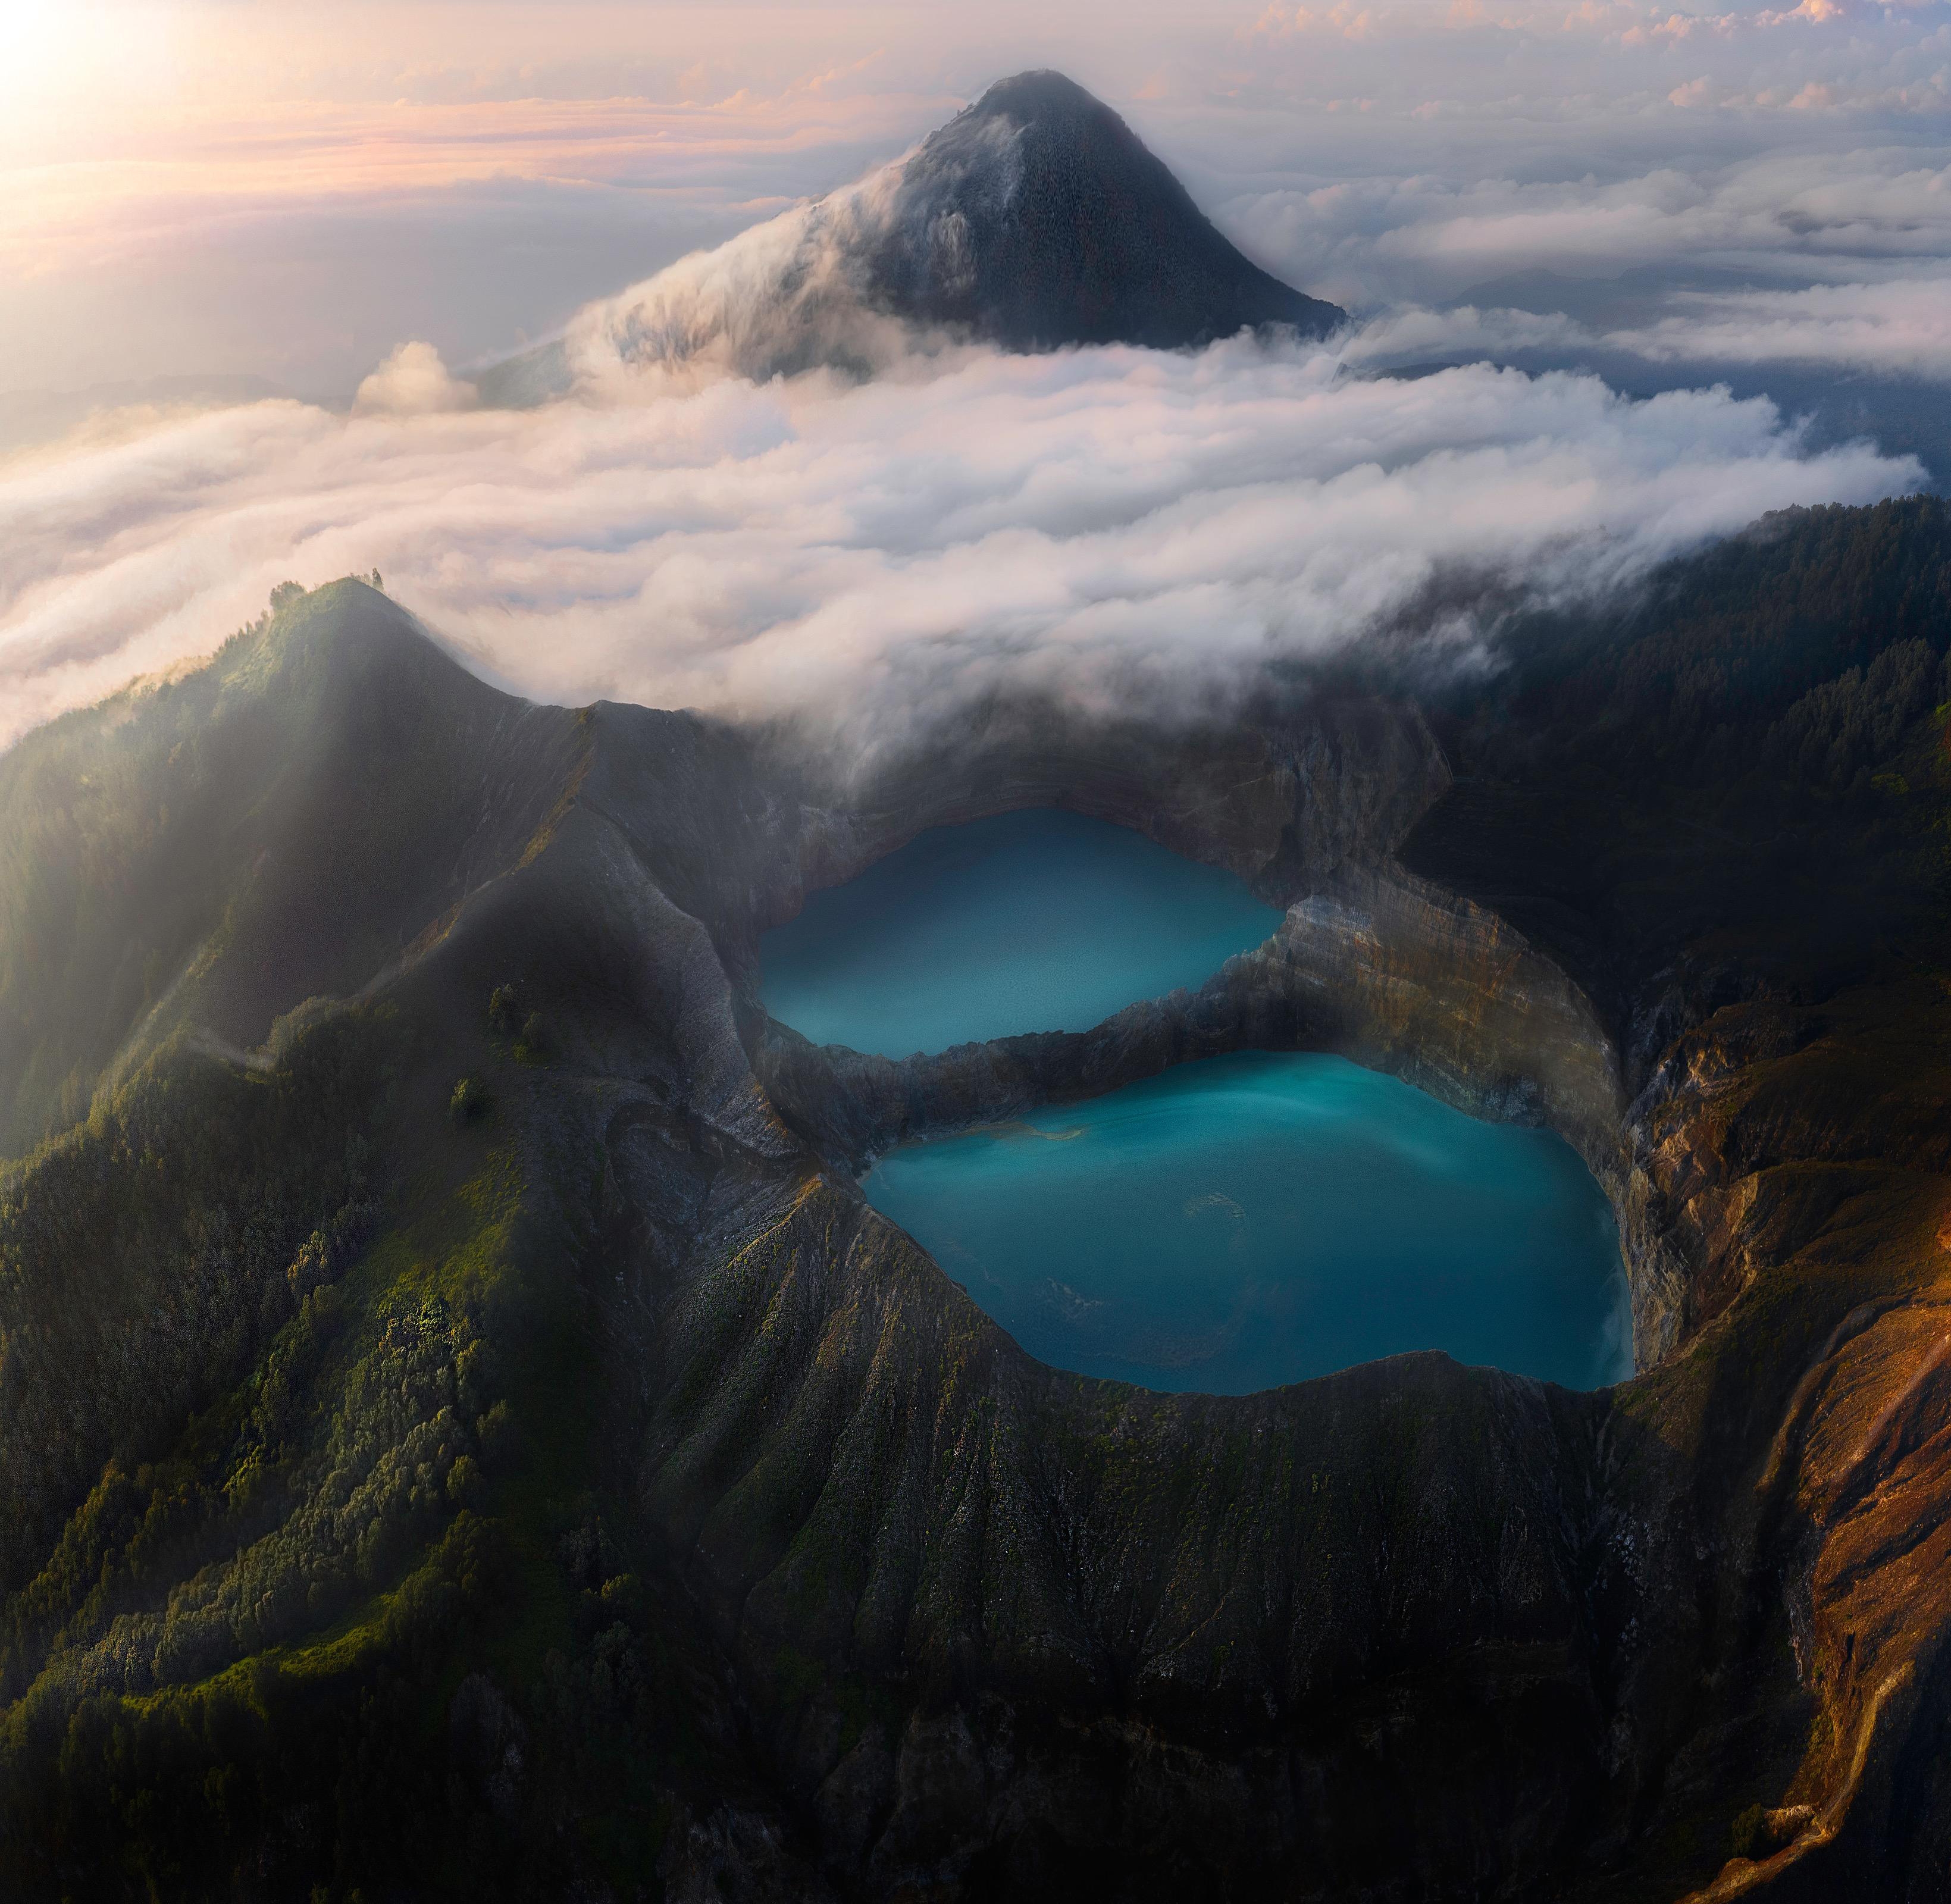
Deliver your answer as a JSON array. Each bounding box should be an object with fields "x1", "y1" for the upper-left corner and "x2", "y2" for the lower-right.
[
  {"x1": 610, "y1": 677, "x2": 1951, "y2": 1901},
  {"x1": 11, "y1": 578, "x2": 1951, "y2": 1900}
]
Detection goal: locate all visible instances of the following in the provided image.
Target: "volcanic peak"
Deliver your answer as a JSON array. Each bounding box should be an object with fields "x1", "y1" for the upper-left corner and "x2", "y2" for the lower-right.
[{"x1": 866, "y1": 68, "x2": 1346, "y2": 350}]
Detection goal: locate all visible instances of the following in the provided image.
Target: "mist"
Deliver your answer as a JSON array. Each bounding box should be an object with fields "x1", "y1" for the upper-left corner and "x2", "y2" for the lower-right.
[
  {"x1": 0, "y1": 327, "x2": 1919, "y2": 759},
  {"x1": 5, "y1": 9, "x2": 1944, "y2": 761}
]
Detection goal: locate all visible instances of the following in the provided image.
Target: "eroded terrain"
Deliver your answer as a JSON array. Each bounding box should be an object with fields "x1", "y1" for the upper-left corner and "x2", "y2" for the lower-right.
[{"x1": 4, "y1": 501, "x2": 1951, "y2": 1899}]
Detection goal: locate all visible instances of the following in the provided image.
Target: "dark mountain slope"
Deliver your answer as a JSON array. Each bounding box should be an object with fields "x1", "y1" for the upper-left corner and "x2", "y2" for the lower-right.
[
  {"x1": 0, "y1": 581, "x2": 582, "y2": 1158},
  {"x1": 1402, "y1": 497, "x2": 1951, "y2": 1029},
  {"x1": 3, "y1": 512, "x2": 1951, "y2": 1898},
  {"x1": 863, "y1": 70, "x2": 1345, "y2": 349},
  {"x1": 478, "y1": 71, "x2": 1343, "y2": 402}
]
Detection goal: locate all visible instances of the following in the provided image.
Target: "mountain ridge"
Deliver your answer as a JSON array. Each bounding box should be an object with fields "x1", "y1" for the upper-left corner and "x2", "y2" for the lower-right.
[
  {"x1": 484, "y1": 70, "x2": 1343, "y2": 402},
  {"x1": 6, "y1": 504, "x2": 1951, "y2": 1896}
]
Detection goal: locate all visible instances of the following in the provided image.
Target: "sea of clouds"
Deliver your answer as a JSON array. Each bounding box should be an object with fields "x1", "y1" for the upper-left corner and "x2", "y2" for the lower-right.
[
  {"x1": 0, "y1": 321, "x2": 1919, "y2": 757},
  {"x1": 4, "y1": 0, "x2": 1949, "y2": 757}
]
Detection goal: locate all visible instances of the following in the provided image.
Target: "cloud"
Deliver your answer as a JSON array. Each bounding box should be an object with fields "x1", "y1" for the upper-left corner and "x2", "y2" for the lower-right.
[
  {"x1": 0, "y1": 333, "x2": 1919, "y2": 760},
  {"x1": 352, "y1": 342, "x2": 478, "y2": 416},
  {"x1": 1338, "y1": 303, "x2": 1591, "y2": 365},
  {"x1": 1605, "y1": 273, "x2": 1951, "y2": 379},
  {"x1": 1219, "y1": 148, "x2": 1951, "y2": 308},
  {"x1": 562, "y1": 148, "x2": 962, "y2": 392}
]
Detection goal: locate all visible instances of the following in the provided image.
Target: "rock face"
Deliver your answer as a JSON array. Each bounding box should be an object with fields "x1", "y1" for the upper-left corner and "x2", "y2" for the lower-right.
[
  {"x1": 862, "y1": 70, "x2": 1346, "y2": 349},
  {"x1": 498, "y1": 70, "x2": 1344, "y2": 399},
  {"x1": 7, "y1": 515, "x2": 1951, "y2": 1900}
]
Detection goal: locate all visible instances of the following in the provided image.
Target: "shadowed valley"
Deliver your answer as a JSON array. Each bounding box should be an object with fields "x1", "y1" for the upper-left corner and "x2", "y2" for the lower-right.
[{"x1": 1, "y1": 495, "x2": 1950, "y2": 1901}]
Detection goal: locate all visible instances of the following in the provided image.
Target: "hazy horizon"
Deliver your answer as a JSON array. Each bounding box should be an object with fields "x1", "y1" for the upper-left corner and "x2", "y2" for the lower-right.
[
  {"x1": 7, "y1": 1, "x2": 1947, "y2": 401},
  {"x1": 2, "y1": 0, "x2": 1947, "y2": 754}
]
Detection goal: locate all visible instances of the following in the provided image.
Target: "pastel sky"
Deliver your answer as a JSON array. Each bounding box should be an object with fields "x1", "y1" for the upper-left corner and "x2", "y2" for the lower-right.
[
  {"x1": 2, "y1": 0, "x2": 1947, "y2": 756},
  {"x1": 5, "y1": 0, "x2": 1947, "y2": 397}
]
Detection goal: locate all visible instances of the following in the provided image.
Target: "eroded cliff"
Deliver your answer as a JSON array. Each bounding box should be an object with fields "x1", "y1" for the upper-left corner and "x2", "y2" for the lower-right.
[{"x1": 4, "y1": 505, "x2": 1951, "y2": 1902}]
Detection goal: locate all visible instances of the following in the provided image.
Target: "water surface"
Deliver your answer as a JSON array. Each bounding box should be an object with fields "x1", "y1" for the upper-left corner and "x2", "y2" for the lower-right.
[
  {"x1": 761, "y1": 808, "x2": 1283, "y2": 1057},
  {"x1": 862, "y1": 1051, "x2": 1631, "y2": 1393}
]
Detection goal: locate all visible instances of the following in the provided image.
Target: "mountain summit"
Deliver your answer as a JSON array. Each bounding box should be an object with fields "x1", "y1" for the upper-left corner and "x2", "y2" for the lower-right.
[
  {"x1": 535, "y1": 70, "x2": 1344, "y2": 393},
  {"x1": 863, "y1": 71, "x2": 1344, "y2": 350}
]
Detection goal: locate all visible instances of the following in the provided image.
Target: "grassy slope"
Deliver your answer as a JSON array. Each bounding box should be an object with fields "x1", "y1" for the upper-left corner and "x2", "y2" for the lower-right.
[
  {"x1": 0, "y1": 579, "x2": 581, "y2": 1161},
  {"x1": 0, "y1": 584, "x2": 737, "y2": 1900},
  {"x1": 3, "y1": 506, "x2": 1951, "y2": 1899}
]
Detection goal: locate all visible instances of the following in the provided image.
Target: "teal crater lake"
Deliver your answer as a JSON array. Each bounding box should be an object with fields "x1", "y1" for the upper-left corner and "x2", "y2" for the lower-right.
[
  {"x1": 760, "y1": 808, "x2": 1284, "y2": 1057},
  {"x1": 862, "y1": 1051, "x2": 1632, "y2": 1393}
]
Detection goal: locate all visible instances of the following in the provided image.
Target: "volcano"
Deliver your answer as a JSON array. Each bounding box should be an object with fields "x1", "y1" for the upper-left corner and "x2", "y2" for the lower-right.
[
  {"x1": 859, "y1": 69, "x2": 1345, "y2": 350},
  {"x1": 487, "y1": 70, "x2": 1344, "y2": 400}
]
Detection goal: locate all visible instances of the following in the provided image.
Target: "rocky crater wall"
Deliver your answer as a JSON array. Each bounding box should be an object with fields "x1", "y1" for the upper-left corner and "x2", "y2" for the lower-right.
[
  {"x1": 704, "y1": 696, "x2": 1702, "y2": 1382},
  {"x1": 552, "y1": 681, "x2": 1872, "y2": 1897}
]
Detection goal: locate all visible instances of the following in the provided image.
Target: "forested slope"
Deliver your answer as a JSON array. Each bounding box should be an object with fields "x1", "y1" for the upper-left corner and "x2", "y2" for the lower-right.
[{"x1": 1, "y1": 505, "x2": 1949, "y2": 1899}]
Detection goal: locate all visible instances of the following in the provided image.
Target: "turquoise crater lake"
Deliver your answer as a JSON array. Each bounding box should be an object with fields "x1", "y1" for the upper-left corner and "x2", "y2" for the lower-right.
[
  {"x1": 863, "y1": 1051, "x2": 1633, "y2": 1393},
  {"x1": 760, "y1": 808, "x2": 1285, "y2": 1057}
]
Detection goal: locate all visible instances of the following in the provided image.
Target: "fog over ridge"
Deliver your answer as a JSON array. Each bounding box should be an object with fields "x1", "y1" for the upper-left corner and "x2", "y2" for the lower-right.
[
  {"x1": 0, "y1": 326, "x2": 1921, "y2": 760},
  {"x1": 3, "y1": 50, "x2": 1945, "y2": 762}
]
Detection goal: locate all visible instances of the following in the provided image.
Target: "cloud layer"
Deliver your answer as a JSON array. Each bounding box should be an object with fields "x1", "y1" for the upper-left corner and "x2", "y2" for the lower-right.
[
  {"x1": 1607, "y1": 274, "x2": 1951, "y2": 380},
  {"x1": 3, "y1": 4, "x2": 1944, "y2": 762},
  {"x1": 0, "y1": 333, "x2": 1919, "y2": 758},
  {"x1": 6, "y1": 1, "x2": 1947, "y2": 397},
  {"x1": 353, "y1": 341, "x2": 480, "y2": 416}
]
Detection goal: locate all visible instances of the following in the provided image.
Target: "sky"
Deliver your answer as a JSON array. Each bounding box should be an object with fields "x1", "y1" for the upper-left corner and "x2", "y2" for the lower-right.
[
  {"x1": 1, "y1": 0, "x2": 1947, "y2": 752},
  {"x1": 5, "y1": 0, "x2": 1947, "y2": 398}
]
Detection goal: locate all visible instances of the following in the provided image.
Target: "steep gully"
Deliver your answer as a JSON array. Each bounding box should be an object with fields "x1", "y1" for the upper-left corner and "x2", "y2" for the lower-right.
[{"x1": 423, "y1": 674, "x2": 1951, "y2": 1899}]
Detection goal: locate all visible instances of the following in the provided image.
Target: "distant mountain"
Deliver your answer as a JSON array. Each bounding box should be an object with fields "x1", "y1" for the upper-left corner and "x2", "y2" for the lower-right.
[
  {"x1": 858, "y1": 70, "x2": 1344, "y2": 352},
  {"x1": 481, "y1": 70, "x2": 1342, "y2": 402}
]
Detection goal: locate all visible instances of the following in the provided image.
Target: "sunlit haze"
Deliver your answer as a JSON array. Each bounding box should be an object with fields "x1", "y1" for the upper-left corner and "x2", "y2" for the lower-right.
[
  {"x1": 2, "y1": 0, "x2": 1947, "y2": 748},
  {"x1": 7, "y1": 0, "x2": 1949, "y2": 395}
]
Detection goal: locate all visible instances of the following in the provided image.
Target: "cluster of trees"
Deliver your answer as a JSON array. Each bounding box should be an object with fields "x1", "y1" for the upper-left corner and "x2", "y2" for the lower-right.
[
  {"x1": 1485, "y1": 498, "x2": 1951, "y2": 787},
  {"x1": 1762, "y1": 636, "x2": 1943, "y2": 795},
  {"x1": 0, "y1": 1013, "x2": 388, "y2": 1601},
  {"x1": 0, "y1": 983, "x2": 741, "y2": 1897}
]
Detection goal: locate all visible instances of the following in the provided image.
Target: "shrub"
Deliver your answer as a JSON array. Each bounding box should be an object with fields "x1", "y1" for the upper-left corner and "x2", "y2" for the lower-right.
[
  {"x1": 446, "y1": 1455, "x2": 488, "y2": 1511},
  {"x1": 449, "y1": 1077, "x2": 488, "y2": 1127},
  {"x1": 486, "y1": 985, "x2": 519, "y2": 1035}
]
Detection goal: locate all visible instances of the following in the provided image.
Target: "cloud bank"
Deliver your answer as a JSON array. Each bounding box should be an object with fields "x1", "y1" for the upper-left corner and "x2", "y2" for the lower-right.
[
  {"x1": 353, "y1": 341, "x2": 479, "y2": 416},
  {"x1": 0, "y1": 333, "x2": 1919, "y2": 759},
  {"x1": 1607, "y1": 274, "x2": 1951, "y2": 381}
]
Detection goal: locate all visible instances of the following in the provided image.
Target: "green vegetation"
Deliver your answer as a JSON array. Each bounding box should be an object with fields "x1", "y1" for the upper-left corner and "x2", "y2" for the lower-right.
[
  {"x1": 0, "y1": 576, "x2": 582, "y2": 1161},
  {"x1": 3, "y1": 501, "x2": 1950, "y2": 1897},
  {"x1": 0, "y1": 997, "x2": 731, "y2": 1899},
  {"x1": 0, "y1": 586, "x2": 710, "y2": 1895}
]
